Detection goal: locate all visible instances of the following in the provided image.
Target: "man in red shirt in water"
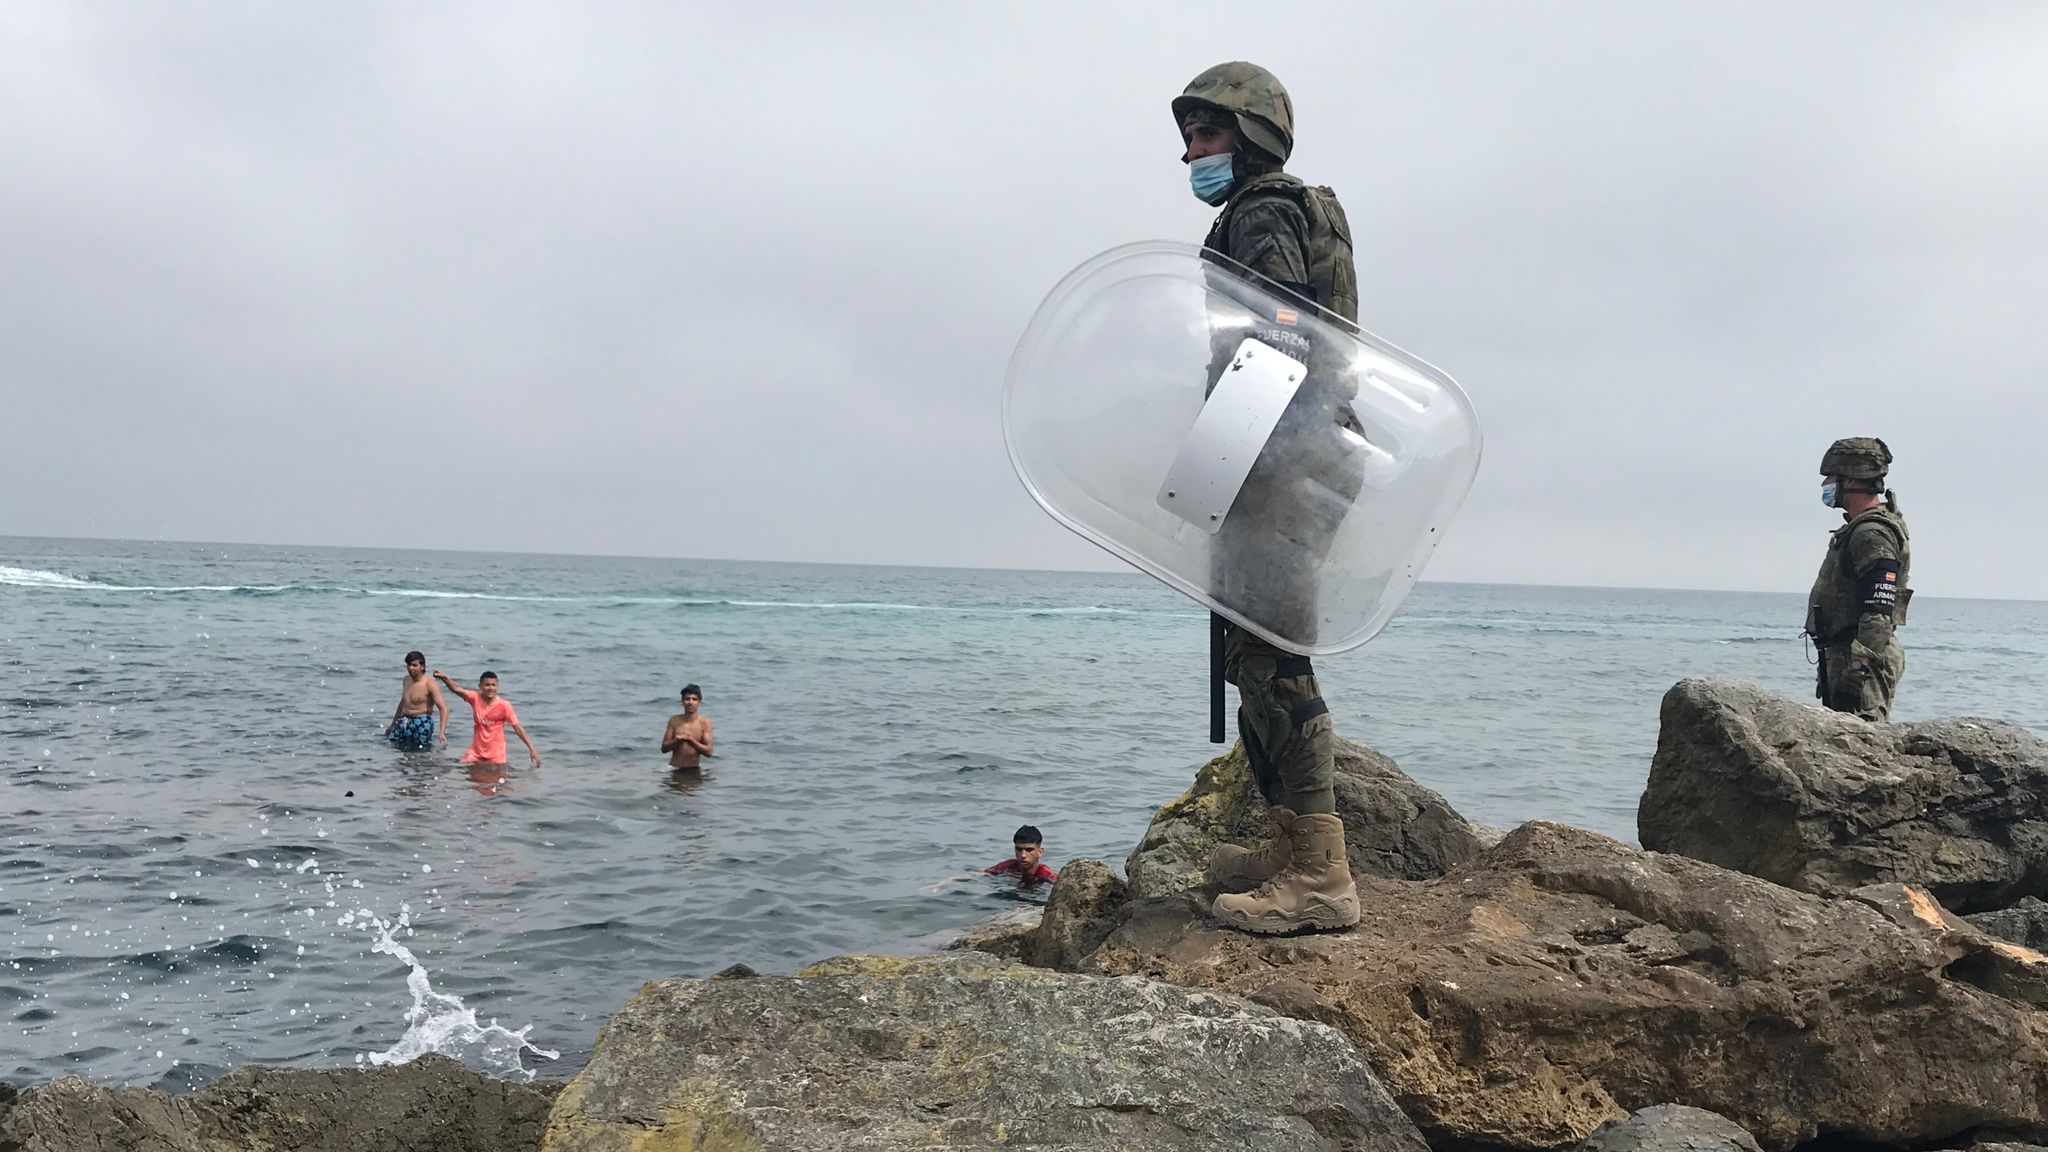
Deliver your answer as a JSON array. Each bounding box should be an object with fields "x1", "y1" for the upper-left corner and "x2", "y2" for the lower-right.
[
  {"x1": 985, "y1": 825, "x2": 1057, "y2": 885},
  {"x1": 432, "y1": 669, "x2": 541, "y2": 767},
  {"x1": 922, "y1": 825, "x2": 1058, "y2": 894}
]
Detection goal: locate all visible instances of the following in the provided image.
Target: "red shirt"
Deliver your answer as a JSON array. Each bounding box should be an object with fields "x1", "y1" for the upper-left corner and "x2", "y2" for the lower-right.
[{"x1": 986, "y1": 859, "x2": 1058, "y2": 883}]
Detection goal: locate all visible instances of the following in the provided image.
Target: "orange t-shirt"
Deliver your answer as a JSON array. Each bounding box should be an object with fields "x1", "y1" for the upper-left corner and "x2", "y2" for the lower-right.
[{"x1": 455, "y1": 689, "x2": 519, "y2": 764}]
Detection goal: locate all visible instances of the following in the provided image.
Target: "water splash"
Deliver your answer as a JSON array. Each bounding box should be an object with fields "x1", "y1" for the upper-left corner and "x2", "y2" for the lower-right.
[{"x1": 345, "y1": 908, "x2": 558, "y2": 1079}]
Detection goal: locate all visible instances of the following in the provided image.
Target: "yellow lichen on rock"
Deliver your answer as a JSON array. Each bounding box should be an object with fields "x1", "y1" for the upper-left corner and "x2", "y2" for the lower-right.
[
  {"x1": 543, "y1": 1081, "x2": 761, "y2": 1152},
  {"x1": 537, "y1": 951, "x2": 1426, "y2": 1152}
]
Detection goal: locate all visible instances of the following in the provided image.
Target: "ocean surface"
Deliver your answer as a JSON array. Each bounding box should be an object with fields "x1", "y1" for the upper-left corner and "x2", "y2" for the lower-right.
[{"x1": 3, "y1": 536, "x2": 2045, "y2": 1090}]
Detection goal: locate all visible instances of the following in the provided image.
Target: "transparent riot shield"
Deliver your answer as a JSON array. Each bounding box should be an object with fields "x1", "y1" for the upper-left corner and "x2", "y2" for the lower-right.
[{"x1": 1003, "y1": 240, "x2": 1480, "y2": 655}]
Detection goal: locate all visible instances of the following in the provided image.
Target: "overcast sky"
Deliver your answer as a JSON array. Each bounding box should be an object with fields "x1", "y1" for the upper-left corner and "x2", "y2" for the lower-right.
[{"x1": 2, "y1": 3, "x2": 2044, "y2": 597}]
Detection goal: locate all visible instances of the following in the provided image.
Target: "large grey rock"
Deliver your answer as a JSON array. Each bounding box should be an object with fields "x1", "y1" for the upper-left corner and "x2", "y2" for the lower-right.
[
  {"x1": 1074, "y1": 820, "x2": 2048, "y2": 1152},
  {"x1": 1580, "y1": 1105, "x2": 1764, "y2": 1152},
  {"x1": 540, "y1": 951, "x2": 1429, "y2": 1152},
  {"x1": 1126, "y1": 737, "x2": 1483, "y2": 900},
  {"x1": 0, "y1": 1054, "x2": 559, "y2": 1152},
  {"x1": 1029, "y1": 857, "x2": 1127, "y2": 969},
  {"x1": 1640, "y1": 677, "x2": 2048, "y2": 912},
  {"x1": 1970, "y1": 897, "x2": 2048, "y2": 950}
]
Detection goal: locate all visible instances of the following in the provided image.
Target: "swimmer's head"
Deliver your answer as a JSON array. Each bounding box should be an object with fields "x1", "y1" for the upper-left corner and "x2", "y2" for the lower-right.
[
  {"x1": 1011, "y1": 825, "x2": 1044, "y2": 870},
  {"x1": 478, "y1": 671, "x2": 499, "y2": 701},
  {"x1": 405, "y1": 650, "x2": 425, "y2": 673},
  {"x1": 681, "y1": 684, "x2": 702, "y2": 713}
]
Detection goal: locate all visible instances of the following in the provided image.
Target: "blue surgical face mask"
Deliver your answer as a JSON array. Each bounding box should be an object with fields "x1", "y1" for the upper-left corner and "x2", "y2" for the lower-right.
[
  {"x1": 1820, "y1": 482, "x2": 1839, "y2": 509},
  {"x1": 1188, "y1": 153, "x2": 1235, "y2": 205}
]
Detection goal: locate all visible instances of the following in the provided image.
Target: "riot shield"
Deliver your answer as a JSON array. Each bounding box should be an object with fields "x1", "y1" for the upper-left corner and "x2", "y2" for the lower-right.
[{"x1": 1003, "y1": 240, "x2": 1480, "y2": 655}]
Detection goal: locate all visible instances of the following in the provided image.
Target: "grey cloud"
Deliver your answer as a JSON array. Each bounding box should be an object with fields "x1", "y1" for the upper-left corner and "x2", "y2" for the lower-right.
[{"x1": 2, "y1": 2, "x2": 2043, "y2": 595}]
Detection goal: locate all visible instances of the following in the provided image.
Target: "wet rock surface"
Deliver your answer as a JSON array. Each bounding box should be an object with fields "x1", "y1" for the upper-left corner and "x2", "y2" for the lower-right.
[
  {"x1": 1071, "y1": 820, "x2": 2048, "y2": 1152},
  {"x1": 1640, "y1": 677, "x2": 2048, "y2": 912},
  {"x1": 540, "y1": 951, "x2": 1429, "y2": 1152},
  {"x1": 0, "y1": 1054, "x2": 560, "y2": 1152},
  {"x1": 1126, "y1": 736, "x2": 1484, "y2": 901}
]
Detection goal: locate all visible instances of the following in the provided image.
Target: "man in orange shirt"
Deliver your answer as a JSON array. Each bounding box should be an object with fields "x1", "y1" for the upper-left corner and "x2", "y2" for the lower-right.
[{"x1": 433, "y1": 669, "x2": 540, "y2": 767}]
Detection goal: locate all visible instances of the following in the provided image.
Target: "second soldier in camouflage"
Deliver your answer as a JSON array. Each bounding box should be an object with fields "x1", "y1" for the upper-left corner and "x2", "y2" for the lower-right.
[{"x1": 1806, "y1": 436, "x2": 1911, "y2": 721}]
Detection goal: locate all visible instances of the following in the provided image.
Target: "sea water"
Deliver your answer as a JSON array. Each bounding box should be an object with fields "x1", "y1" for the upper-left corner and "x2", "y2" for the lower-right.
[{"x1": 3, "y1": 536, "x2": 2045, "y2": 1088}]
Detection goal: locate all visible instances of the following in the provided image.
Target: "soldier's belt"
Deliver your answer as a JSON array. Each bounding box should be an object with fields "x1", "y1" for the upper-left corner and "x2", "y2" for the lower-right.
[{"x1": 1274, "y1": 654, "x2": 1315, "y2": 679}]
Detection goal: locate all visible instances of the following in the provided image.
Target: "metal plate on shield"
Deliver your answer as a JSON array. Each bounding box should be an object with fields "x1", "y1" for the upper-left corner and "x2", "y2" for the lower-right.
[{"x1": 1157, "y1": 338, "x2": 1305, "y2": 534}]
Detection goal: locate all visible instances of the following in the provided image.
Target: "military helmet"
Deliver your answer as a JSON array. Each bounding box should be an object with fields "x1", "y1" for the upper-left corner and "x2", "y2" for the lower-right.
[
  {"x1": 1819, "y1": 436, "x2": 1892, "y2": 482},
  {"x1": 1173, "y1": 61, "x2": 1294, "y2": 165}
]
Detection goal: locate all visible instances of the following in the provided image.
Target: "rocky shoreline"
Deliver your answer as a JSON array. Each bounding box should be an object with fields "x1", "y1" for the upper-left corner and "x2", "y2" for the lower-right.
[{"x1": 5, "y1": 676, "x2": 2045, "y2": 1152}]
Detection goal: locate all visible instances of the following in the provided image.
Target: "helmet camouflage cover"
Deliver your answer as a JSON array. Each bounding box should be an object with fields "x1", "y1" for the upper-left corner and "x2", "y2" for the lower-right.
[
  {"x1": 1173, "y1": 61, "x2": 1294, "y2": 164},
  {"x1": 1820, "y1": 436, "x2": 1892, "y2": 482}
]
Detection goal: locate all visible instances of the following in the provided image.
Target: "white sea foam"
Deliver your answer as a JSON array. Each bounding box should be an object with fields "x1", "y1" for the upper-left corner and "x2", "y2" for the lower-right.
[
  {"x1": 0, "y1": 565, "x2": 283, "y2": 594},
  {"x1": 0, "y1": 566, "x2": 563, "y2": 601},
  {"x1": 359, "y1": 588, "x2": 584, "y2": 602},
  {"x1": 0, "y1": 565, "x2": 1181, "y2": 616}
]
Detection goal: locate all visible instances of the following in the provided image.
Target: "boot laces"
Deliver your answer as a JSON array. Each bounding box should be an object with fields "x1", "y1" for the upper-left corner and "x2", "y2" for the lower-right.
[{"x1": 1245, "y1": 867, "x2": 1299, "y2": 901}]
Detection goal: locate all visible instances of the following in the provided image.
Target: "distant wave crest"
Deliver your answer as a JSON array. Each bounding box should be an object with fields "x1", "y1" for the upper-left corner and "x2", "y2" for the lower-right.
[
  {"x1": 0, "y1": 565, "x2": 1181, "y2": 617},
  {"x1": 0, "y1": 565, "x2": 290, "y2": 594}
]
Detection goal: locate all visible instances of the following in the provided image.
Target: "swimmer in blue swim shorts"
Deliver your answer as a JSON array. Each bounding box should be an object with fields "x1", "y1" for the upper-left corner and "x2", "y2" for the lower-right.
[{"x1": 383, "y1": 650, "x2": 447, "y2": 752}]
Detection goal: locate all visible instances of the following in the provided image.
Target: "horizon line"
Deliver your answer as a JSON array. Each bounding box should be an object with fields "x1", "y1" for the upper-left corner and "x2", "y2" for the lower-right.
[{"x1": 2, "y1": 530, "x2": 2038, "y2": 605}]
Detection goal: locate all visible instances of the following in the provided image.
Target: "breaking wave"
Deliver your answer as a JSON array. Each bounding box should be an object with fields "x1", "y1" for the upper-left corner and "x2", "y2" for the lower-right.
[
  {"x1": 0, "y1": 565, "x2": 290, "y2": 594},
  {"x1": 0, "y1": 565, "x2": 1182, "y2": 617}
]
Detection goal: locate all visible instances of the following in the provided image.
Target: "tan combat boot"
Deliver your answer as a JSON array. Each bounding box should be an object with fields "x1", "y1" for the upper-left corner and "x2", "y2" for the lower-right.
[
  {"x1": 1210, "y1": 812, "x2": 1359, "y2": 934},
  {"x1": 1206, "y1": 807, "x2": 1297, "y2": 892}
]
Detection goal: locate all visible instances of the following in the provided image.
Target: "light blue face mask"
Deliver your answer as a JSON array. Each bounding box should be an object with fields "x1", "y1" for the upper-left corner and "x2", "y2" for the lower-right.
[
  {"x1": 1188, "y1": 153, "x2": 1235, "y2": 205},
  {"x1": 1820, "y1": 482, "x2": 1839, "y2": 509}
]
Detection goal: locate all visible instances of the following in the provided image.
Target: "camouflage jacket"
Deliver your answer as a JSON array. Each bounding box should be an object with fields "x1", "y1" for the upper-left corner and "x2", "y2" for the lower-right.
[
  {"x1": 1807, "y1": 506, "x2": 1911, "y2": 653},
  {"x1": 1202, "y1": 173, "x2": 1363, "y2": 431},
  {"x1": 1201, "y1": 172, "x2": 1356, "y2": 324}
]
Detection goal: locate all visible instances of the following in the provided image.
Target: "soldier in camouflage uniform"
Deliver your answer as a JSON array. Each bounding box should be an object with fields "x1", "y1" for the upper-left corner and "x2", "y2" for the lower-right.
[
  {"x1": 1806, "y1": 437, "x2": 1911, "y2": 721},
  {"x1": 1177, "y1": 62, "x2": 1362, "y2": 934}
]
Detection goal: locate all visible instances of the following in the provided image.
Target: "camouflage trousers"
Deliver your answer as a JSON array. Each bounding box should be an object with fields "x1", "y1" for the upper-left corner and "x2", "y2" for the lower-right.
[
  {"x1": 1223, "y1": 625, "x2": 1337, "y2": 816},
  {"x1": 1817, "y1": 640, "x2": 1905, "y2": 722}
]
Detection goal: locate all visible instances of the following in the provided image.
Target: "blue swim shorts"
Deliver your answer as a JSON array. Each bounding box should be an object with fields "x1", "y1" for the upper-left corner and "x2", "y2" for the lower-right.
[{"x1": 387, "y1": 714, "x2": 436, "y2": 751}]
